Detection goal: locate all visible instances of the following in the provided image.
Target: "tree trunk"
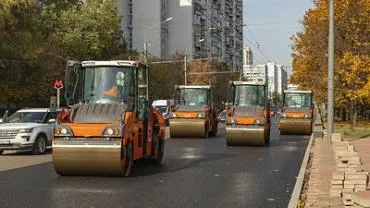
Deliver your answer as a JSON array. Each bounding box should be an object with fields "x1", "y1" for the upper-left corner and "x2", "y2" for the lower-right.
[
  {"x1": 341, "y1": 108, "x2": 346, "y2": 121},
  {"x1": 350, "y1": 102, "x2": 357, "y2": 128}
]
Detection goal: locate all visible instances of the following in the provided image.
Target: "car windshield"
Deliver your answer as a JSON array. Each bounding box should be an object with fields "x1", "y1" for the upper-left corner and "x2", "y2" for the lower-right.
[
  {"x1": 219, "y1": 111, "x2": 226, "y2": 117},
  {"x1": 234, "y1": 85, "x2": 265, "y2": 107},
  {"x1": 284, "y1": 93, "x2": 312, "y2": 108},
  {"x1": 6, "y1": 111, "x2": 46, "y2": 123},
  {"x1": 155, "y1": 106, "x2": 168, "y2": 114},
  {"x1": 83, "y1": 66, "x2": 135, "y2": 104},
  {"x1": 175, "y1": 88, "x2": 209, "y2": 106}
]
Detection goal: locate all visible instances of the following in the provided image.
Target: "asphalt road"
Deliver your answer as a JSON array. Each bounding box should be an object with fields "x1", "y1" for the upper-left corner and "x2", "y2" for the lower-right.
[{"x1": 0, "y1": 117, "x2": 309, "y2": 208}]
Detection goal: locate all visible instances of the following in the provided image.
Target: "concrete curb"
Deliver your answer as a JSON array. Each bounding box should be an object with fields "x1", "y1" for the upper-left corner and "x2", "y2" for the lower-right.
[{"x1": 287, "y1": 133, "x2": 314, "y2": 208}]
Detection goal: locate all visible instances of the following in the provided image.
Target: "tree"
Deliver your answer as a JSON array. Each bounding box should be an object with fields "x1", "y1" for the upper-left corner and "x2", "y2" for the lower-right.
[
  {"x1": 187, "y1": 60, "x2": 215, "y2": 86},
  {"x1": 290, "y1": 0, "x2": 370, "y2": 127},
  {"x1": 42, "y1": 0, "x2": 124, "y2": 60},
  {"x1": 148, "y1": 52, "x2": 185, "y2": 101},
  {"x1": 0, "y1": 0, "x2": 127, "y2": 108}
]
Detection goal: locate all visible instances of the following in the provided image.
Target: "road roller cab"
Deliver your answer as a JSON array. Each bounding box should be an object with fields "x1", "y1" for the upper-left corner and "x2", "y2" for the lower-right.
[
  {"x1": 169, "y1": 85, "x2": 218, "y2": 138},
  {"x1": 52, "y1": 60, "x2": 165, "y2": 176},
  {"x1": 225, "y1": 81, "x2": 271, "y2": 146},
  {"x1": 279, "y1": 90, "x2": 313, "y2": 135}
]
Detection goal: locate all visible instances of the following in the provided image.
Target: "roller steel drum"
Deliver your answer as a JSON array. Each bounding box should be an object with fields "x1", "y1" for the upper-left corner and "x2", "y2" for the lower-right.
[
  {"x1": 226, "y1": 125, "x2": 266, "y2": 146},
  {"x1": 52, "y1": 139, "x2": 125, "y2": 176},
  {"x1": 169, "y1": 119, "x2": 206, "y2": 138},
  {"x1": 279, "y1": 119, "x2": 312, "y2": 135}
]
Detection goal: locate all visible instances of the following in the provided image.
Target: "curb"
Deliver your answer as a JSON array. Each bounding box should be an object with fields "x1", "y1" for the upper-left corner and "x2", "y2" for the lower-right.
[{"x1": 287, "y1": 133, "x2": 314, "y2": 208}]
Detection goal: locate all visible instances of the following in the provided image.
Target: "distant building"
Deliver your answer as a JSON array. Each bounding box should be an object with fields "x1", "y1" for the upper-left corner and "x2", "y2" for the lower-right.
[
  {"x1": 242, "y1": 64, "x2": 267, "y2": 83},
  {"x1": 243, "y1": 47, "x2": 253, "y2": 66},
  {"x1": 266, "y1": 62, "x2": 277, "y2": 99},
  {"x1": 119, "y1": 0, "x2": 243, "y2": 70},
  {"x1": 276, "y1": 65, "x2": 288, "y2": 96},
  {"x1": 266, "y1": 62, "x2": 288, "y2": 99}
]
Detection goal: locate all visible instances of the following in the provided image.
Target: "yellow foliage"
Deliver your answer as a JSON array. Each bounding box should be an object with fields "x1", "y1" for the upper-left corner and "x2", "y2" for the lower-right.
[
  {"x1": 187, "y1": 60, "x2": 216, "y2": 86},
  {"x1": 290, "y1": 0, "x2": 370, "y2": 108}
]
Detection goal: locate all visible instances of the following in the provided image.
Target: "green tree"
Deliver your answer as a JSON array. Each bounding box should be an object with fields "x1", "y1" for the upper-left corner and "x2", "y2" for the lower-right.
[{"x1": 0, "y1": 0, "x2": 127, "y2": 108}]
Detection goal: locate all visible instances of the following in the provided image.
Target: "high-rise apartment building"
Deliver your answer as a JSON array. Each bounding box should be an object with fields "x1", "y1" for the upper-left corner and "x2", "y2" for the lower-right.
[
  {"x1": 243, "y1": 47, "x2": 253, "y2": 66},
  {"x1": 119, "y1": 0, "x2": 243, "y2": 70},
  {"x1": 242, "y1": 64, "x2": 267, "y2": 83},
  {"x1": 276, "y1": 65, "x2": 288, "y2": 96},
  {"x1": 266, "y1": 62, "x2": 288, "y2": 99}
]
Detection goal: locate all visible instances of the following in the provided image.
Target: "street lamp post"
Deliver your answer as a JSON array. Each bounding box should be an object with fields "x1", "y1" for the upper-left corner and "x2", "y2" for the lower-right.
[
  {"x1": 143, "y1": 17, "x2": 174, "y2": 100},
  {"x1": 143, "y1": 17, "x2": 174, "y2": 64},
  {"x1": 184, "y1": 48, "x2": 187, "y2": 85},
  {"x1": 184, "y1": 38, "x2": 206, "y2": 85},
  {"x1": 327, "y1": 0, "x2": 335, "y2": 144}
]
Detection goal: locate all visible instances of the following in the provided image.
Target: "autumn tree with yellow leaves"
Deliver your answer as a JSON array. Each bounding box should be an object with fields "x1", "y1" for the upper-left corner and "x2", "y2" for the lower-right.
[
  {"x1": 187, "y1": 60, "x2": 216, "y2": 86},
  {"x1": 290, "y1": 0, "x2": 370, "y2": 127}
]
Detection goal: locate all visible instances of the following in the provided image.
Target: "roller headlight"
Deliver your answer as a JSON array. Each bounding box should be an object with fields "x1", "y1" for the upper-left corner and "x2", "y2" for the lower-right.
[
  {"x1": 197, "y1": 113, "x2": 205, "y2": 119},
  {"x1": 231, "y1": 118, "x2": 236, "y2": 126},
  {"x1": 227, "y1": 117, "x2": 237, "y2": 126},
  {"x1": 254, "y1": 118, "x2": 265, "y2": 125},
  {"x1": 281, "y1": 113, "x2": 287, "y2": 118},
  {"x1": 19, "y1": 128, "x2": 34, "y2": 133},
  {"x1": 106, "y1": 128, "x2": 114, "y2": 136},
  {"x1": 60, "y1": 128, "x2": 68, "y2": 135},
  {"x1": 54, "y1": 125, "x2": 74, "y2": 137},
  {"x1": 170, "y1": 113, "x2": 177, "y2": 118},
  {"x1": 304, "y1": 114, "x2": 312, "y2": 119},
  {"x1": 103, "y1": 125, "x2": 123, "y2": 137}
]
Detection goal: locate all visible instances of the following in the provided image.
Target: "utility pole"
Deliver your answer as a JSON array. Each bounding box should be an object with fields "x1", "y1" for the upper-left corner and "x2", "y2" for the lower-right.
[
  {"x1": 327, "y1": 0, "x2": 335, "y2": 144},
  {"x1": 184, "y1": 48, "x2": 187, "y2": 85}
]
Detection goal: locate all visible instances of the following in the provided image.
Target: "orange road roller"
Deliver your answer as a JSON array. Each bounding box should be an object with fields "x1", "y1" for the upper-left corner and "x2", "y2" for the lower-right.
[
  {"x1": 225, "y1": 81, "x2": 271, "y2": 146},
  {"x1": 279, "y1": 90, "x2": 313, "y2": 135},
  {"x1": 169, "y1": 85, "x2": 218, "y2": 138},
  {"x1": 52, "y1": 60, "x2": 165, "y2": 176}
]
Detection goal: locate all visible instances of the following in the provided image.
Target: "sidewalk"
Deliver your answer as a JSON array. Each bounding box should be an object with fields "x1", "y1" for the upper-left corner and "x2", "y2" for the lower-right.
[
  {"x1": 302, "y1": 135, "x2": 370, "y2": 208},
  {"x1": 304, "y1": 139, "x2": 343, "y2": 207}
]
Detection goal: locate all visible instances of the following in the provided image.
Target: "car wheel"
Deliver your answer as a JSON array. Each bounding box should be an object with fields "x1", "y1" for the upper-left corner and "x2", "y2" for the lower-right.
[{"x1": 32, "y1": 135, "x2": 47, "y2": 155}]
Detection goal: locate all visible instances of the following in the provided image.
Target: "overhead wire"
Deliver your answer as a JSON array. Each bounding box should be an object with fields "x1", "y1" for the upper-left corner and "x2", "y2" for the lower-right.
[{"x1": 244, "y1": 23, "x2": 277, "y2": 62}]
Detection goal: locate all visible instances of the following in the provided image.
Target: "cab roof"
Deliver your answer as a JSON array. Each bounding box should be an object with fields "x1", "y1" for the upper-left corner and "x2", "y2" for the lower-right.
[
  {"x1": 233, "y1": 81, "x2": 266, "y2": 86},
  {"x1": 17, "y1": 108, "x2": 59, "y2": 113},
  {"x1": 81, "y1": 60, "x2": 144, "y2": 68},
  {"x1": 176, "y1": 85, "x2": 211, "y2": 89},
  {"x1": 284, "y1": 90, "x2": 312, "y2": 94}
]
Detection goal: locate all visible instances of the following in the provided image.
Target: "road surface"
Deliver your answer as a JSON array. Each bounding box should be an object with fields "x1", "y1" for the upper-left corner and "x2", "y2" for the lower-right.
[{"x1": 0, "y1": 117, "x2": 309, "y2": 208}]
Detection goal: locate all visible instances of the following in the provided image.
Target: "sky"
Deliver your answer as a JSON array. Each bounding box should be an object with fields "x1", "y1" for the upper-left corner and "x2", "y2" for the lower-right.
[{"x1": 243, "y1": 0, "x2": 314, "y2": 75}]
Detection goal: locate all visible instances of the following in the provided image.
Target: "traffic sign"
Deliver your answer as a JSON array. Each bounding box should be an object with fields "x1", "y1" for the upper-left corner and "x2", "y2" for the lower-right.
[{"x1": 54, "y1": 80, "x2": 64, "y2": 89}]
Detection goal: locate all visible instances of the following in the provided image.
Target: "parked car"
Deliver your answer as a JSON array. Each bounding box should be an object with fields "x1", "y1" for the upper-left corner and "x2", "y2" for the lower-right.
[
  {"x1": 152, "y1": 100, "x2": 170, "y2": 126},
  {"x1": 0, "y1": 108, "x2": 59, "y2": 155},
  {"x1": 218, "y1": 110, "x2": 227, "y2": 123}
]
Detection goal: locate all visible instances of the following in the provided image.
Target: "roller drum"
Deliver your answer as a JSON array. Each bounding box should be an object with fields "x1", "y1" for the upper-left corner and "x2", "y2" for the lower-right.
[
  {"x1": 279, "y1": 119, "x2": 312, "y2": 135},
  {"x1": 169, "y1": 119, "x2": 206, "y2": 138},
  {"x1": 52, "y1": 139, "x2": 125, "y2": 176},
  {"x1": 226, "y1": 125, "x2": 266, "y2": 146}
]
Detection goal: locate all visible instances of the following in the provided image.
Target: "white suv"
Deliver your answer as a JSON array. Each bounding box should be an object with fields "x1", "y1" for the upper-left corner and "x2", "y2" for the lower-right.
[{"x1": 0, "y1": 108, "x2": 59, "y2": 155}]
